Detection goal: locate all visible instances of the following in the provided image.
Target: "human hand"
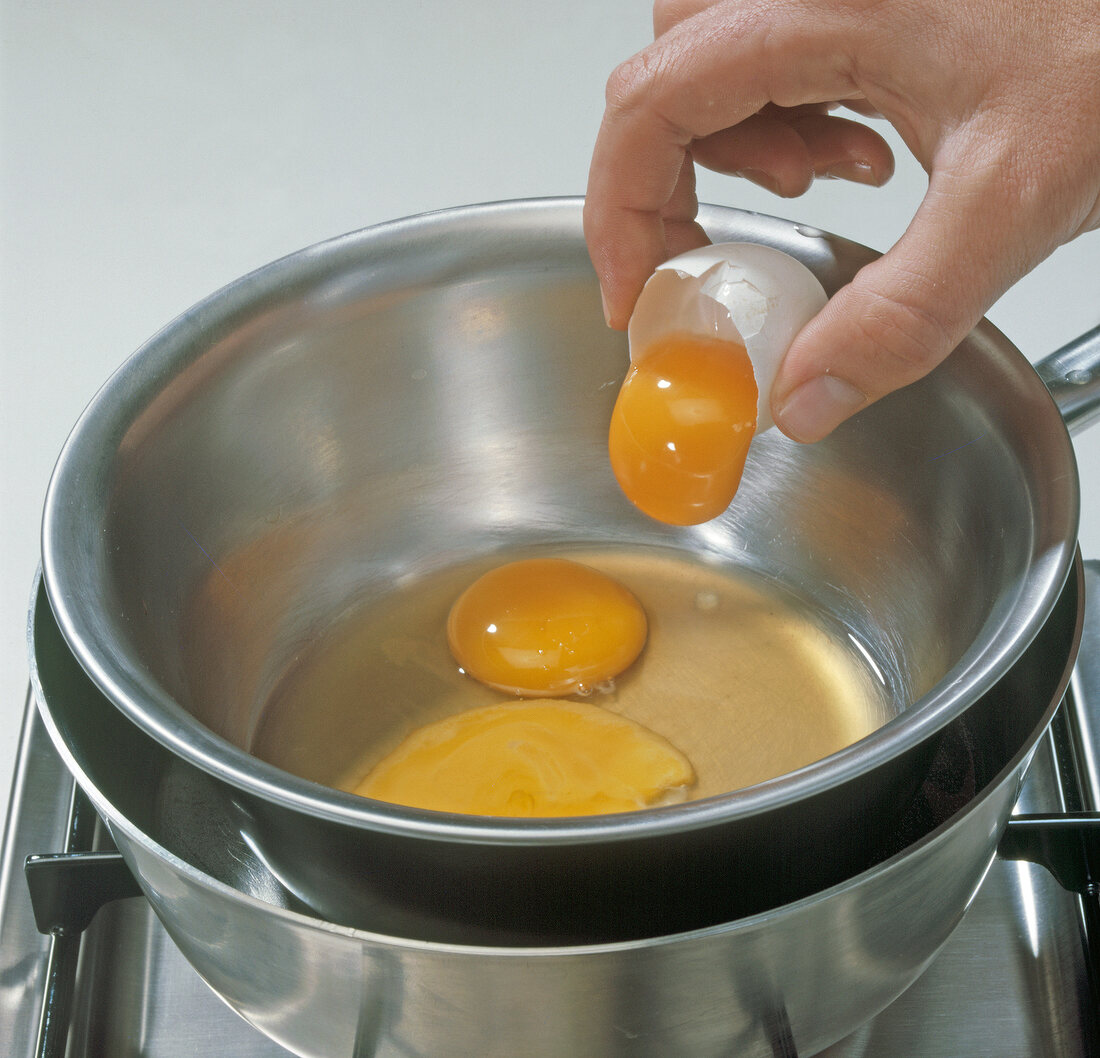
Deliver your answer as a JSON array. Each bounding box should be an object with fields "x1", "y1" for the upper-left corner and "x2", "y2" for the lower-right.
[{"x1": 584, "y1": 0, "x2": 1100, "y2": 441}]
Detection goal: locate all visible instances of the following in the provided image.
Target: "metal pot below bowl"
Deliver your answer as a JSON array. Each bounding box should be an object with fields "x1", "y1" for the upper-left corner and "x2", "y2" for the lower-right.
[{"x1": 28, "y1": 556, "x2": 1083, "y2": 1056}]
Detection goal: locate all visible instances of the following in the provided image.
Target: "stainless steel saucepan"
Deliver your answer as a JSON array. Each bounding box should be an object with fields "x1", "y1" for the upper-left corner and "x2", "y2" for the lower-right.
[{"x1": 39, "y1": 199, "x2": 1100, "y2": 943}]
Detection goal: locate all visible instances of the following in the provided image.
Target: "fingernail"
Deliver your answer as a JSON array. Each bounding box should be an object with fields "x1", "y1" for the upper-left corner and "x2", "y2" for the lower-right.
[
  {"x1": 775, "y1": 375, "x2": 867, "y2": 443},
  {"x1": 600, "y1": 287, "x2": 612, "y2": 326},
  {"x1": 820, "y1": 160, "x2": 881, "y2": 186},
  {"x1": 737, "y1": 169, "x2": 781, "y2": 195}
]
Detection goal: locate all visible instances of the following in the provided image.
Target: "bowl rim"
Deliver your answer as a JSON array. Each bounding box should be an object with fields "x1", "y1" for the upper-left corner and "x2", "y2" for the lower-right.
[{"x1": 39, "y1": 196, "x2": 1081, "y2": 846}]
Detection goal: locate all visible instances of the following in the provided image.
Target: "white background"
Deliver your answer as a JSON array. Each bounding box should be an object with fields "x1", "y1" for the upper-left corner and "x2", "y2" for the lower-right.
[{"x1": 2, "y1": 1, "x2": 1098, "y2": 825}]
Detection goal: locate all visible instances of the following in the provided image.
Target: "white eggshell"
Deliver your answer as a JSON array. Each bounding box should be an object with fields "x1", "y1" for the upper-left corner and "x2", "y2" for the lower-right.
[{"x1": 627, "y1": 242, "x2": 828, "y2": 433}]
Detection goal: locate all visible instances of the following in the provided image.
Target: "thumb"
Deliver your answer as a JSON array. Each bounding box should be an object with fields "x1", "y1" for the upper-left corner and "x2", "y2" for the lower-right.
[{"x1": 771, "y1": 159, "x2": 1043, "y2": 443}]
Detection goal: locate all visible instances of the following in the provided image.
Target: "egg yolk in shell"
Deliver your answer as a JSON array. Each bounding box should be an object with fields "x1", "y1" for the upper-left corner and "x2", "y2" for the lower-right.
[
  {"x1": 354, "y1": 700, "x2": 695, "y2": 816},
  {"x1": 446, "y1": 557, "x2": 648, "y2": 696},
  {"x1": 609, "y1": 332, "x2": 759, "y2": 525}
]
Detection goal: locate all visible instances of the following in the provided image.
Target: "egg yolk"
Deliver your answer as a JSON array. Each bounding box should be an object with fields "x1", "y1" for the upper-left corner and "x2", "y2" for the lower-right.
[
  {"x1": 608, "y1": 332, "x2": 758, "y2": 525},
  {"x1": 353, "y1": 700, "x2": 695, "y2": 816},
  {"x1": 446, "y1": 558, "x2": 647, "y2": 696}
]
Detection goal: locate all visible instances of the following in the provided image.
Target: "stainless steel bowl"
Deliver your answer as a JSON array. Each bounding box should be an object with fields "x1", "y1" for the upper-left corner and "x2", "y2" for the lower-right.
[{"x1": 39, "y1": 199, "x2": 1098, "y2": 940}]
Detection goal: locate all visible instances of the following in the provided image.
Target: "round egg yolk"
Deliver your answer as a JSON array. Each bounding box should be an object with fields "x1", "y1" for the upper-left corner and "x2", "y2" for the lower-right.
[
  {"x1": 446, "y1": 558, "x2": 647, "y2": 696},
  {"x1": 609, "y1": 332, "x2": 758, "y2": 525},
  {"x1": 353, "y1": 700, "x2": 695, "y2": 816}
]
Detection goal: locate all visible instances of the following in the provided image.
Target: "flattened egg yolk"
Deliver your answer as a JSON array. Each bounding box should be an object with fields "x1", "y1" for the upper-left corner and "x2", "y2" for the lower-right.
[
  {"x1": 353, "y1": 700, "x2": 695, "y2": 816},
  {"x1": 446, "y1": 558, "x2": 647, "y2": 696},
  {"x1": 609, "y1": 332, "x2": 758, "y2": 525}
]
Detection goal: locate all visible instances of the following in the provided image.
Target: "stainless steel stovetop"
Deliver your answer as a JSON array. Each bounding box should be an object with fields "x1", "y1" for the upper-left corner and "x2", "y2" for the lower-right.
[{"x1": 3, "y1": 566, "x2": 1099, "y2": 1057}]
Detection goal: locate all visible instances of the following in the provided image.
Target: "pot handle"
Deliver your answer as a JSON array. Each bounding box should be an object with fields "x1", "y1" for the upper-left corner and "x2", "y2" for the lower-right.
[
  {"x1": 1034, "y1": 323, "x2": 1100, "y2": 436},
  {"x1": 999, "y1": 814, "x2": 1100, "y2": 895}
]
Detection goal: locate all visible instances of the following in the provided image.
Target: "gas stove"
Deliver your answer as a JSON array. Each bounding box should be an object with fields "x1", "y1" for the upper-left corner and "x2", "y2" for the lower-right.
[{"x1": 3, "y1": 567, "x2": 1099, "y2": 1058}]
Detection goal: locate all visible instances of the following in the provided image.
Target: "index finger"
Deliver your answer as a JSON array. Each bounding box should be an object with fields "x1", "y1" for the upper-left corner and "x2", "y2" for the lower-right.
[{"x1": 583, "y1": 4, "x2": 862, "y2": 327}]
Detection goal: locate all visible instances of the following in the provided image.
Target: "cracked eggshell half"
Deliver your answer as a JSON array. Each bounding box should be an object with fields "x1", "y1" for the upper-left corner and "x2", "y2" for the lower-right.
[{"x1": 627, "y1": 242, "x2": 829, "y2": 433}]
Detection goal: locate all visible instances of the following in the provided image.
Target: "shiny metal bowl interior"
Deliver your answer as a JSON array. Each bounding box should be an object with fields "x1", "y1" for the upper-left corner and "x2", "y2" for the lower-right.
[{"x1": 39, "y1": 199, "x2": 1080, "y2": 936}]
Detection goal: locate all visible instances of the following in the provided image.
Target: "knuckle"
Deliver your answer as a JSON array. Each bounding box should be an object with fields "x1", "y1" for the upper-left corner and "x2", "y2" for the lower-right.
[
  {"x1": 851, "y1": 281, "x2": 953, "y2": 382},
  {"x1": 603, "y1": 46, "x2": 692, "y2": 148},
  {"x1": 604, "y1": 50, "x2": 660, "y2": 113}
]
